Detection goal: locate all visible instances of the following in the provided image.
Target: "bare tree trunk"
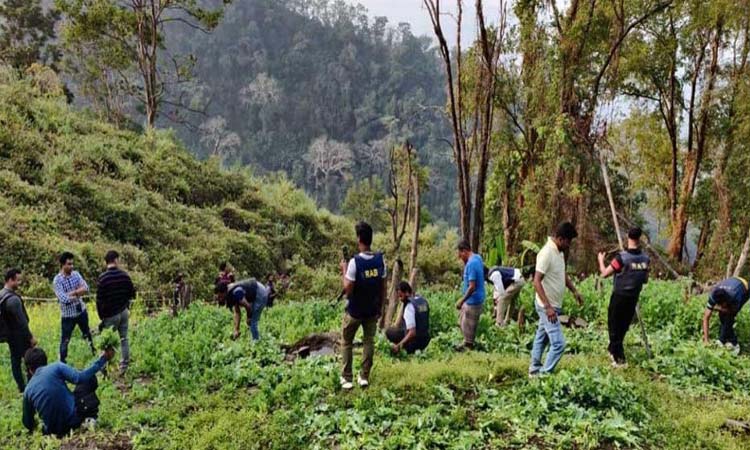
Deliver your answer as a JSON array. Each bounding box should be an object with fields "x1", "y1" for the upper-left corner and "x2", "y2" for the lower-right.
[
  {"x1": 691, "y1": 220, "x2": 711, "y2": 273},
  {"x1": 734, "y1": 227, "x2": 750, "y2": 277},
  {"x1": 727, "y1": 253, "x2": 736, "y2": 280},
  {"x1": 381, "y1": 259, "x2": 403, "y2": 329},
  {"x1": 408, "y1": 172, "x2": 421, "y2": 276}
]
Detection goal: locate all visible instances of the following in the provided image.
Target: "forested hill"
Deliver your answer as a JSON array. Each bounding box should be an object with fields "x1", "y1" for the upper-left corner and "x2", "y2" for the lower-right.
[
  {"x1": 167, "y1": 0, "x2": 455, "y2": 221},
  {"x1": 0, "y1": 67, "x2": 350, "y2": 299}
]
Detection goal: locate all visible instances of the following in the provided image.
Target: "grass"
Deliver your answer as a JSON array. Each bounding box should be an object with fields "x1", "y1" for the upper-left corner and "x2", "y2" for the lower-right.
[{"x1": 1, "y1": 280, "x2": 750, "y2": 449}]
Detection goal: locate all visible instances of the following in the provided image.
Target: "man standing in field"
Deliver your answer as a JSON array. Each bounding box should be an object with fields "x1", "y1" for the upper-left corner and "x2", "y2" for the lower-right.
[
  {"x1": 486, "y1": 265, "x2": 526, "y2": 327},
  {"x1": 96, "y1": 250, "x2": 136, "y2": 375},
  {"x1": 1, "y1": 269, "x2": 37, "y2": 393},
  {"x1": 53, "y1": 252, "x2": 95, "y2": 363},
  {"x1": 455, "y1": 239, "x2": 486, "y2": 351},
  {"x1": 529, "y1": 222, "x2": 584, "y2": 376},
  {"x1": 597, "y1": 227, "x2": 650, "y2": 367},
  {"x1": 386, "y1": 281, "x2": 430, "y2": 355},
  {"x1": 702, "y1": 276, "x2": 749, "y2": 355},
  {"x1": 339, "y1": 221, "x2": 386, "y2": 390}
]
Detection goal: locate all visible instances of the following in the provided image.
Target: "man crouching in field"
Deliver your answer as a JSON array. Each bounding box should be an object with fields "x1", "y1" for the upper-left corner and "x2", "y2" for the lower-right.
[
  {"x1": 702, "y1": 276, "x2": 749, "y2": 355},
  {"x1": 22, "y1": 347, "x2": 114, "y2": 437},
  {"x1": 386, "y1": 282, "x2": 430, "y2": 355},
  {"x1": 339, "y1": 221, "x2": 386, "y2": 390}
]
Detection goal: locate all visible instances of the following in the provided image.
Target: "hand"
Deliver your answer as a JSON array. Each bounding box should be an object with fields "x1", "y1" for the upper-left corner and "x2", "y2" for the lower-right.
[
  {"x1": 102, "y1": 348, "x2": 116, "y2": 362},
  {"x1": 30, "y1": 337, "x2": 38, "y2": 348},
  {"x1": 574, "y1": 291, "x2": 584, "y2": 306},
  {"x1": 455, "y1": 299, "x2": 464, "y2": 310},
  {"x1": 545, "y1": 305, "x2": 558, "y2": 323},
  {"x1": 232, "y1": 330, "x2": 240, "y2": 340},
  {"x1": 391, "y1": 343, "x2": 400, "y2": 354},
  {"x1": 597, "y1": 252, "x2": 606, "y2": 264}
]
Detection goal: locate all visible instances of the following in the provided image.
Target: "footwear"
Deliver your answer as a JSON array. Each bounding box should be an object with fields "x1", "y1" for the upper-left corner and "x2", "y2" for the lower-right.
[
  {"x1": 528, "y1": 371, "x2": 540, "y2": 379},
  {"x1": 83, "y1": 417, "x2": 97, "y2": 431},
  {"x1": 339, "y1": 377, "x2": 353, "y2": 391},
  {"x1": 609, "y1": 353, "x2": 627, "y2": 368},
  {"x1": 453, "y1": 344, "x2": 466, "y2": 352},
  {"x1": 357, "y1": 375, "x2": 369, "y2": 388}
]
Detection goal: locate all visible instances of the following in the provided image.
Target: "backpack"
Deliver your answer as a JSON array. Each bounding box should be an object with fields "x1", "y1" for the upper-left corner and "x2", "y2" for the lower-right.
[{"x1": 0, "y1": 289, "x2": 14, "y2": 343}]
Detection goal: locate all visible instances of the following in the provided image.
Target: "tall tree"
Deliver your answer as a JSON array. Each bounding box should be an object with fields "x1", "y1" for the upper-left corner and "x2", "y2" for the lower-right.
[
  {"x1": 0, "y1": 0, "x2": 60, "y2": 69},
  {"x1": 57, "y1": 0, "x2": 228, "y2": 128}
]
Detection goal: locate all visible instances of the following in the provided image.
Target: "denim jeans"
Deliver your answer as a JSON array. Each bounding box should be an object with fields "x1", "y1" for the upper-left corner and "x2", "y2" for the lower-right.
[
  {"x1": 719, "y1": 312, "x2": 738, "y2": 345},
  {"x1": 529, "y1": 305, "x2": 566, "y2": 374},
  {"x1": 248, "y1": 287, "x2": 268, "y2": 340},
  {"x1": 100, "y1": 308, "x2": 130, "y2": 369},
  {"x1": 60, "y1": 310, "x2": 95, "y2": 363}
]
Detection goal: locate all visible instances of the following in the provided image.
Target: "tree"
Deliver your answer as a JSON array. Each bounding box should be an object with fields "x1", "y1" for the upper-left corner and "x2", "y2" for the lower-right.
[
  {"x1": 0, "y1": 0, "x2": 60, "y2": 70},
  {"x1": 341, "y1": 177, "x2": 388, "y2": 231},
  {"x1": 57, "y1": 0, "x2": 228, "y2": 128},
  {"x1": 304, "y1": 135, "x2": 353, "y2": 209},
  {"x1": 199, "y1": 115, "x2": 241, "y2": 162}
]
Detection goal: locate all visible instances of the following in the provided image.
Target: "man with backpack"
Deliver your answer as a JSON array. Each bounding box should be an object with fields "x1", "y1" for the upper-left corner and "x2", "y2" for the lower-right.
[
  {"x1": 1, "y1": 268, "x2": 37, "y2": 393},
  {"x1": 339, "y1": 221, "x2": 386, "y2": 390},
  {"x1": 386, "y1": 282, "x2": 430, "y2": 355},
  {"x1": 486, "y1": 265, "x2": 526, "y2": 327},
  {"x1": 22, "y1": 346, "x2": 114, "y2": 437}
]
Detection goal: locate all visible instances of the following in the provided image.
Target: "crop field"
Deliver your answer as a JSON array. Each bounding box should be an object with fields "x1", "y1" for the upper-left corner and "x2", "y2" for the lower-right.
[{"x1": 2, "y1": 279, "x2": 750, "y2": 450}]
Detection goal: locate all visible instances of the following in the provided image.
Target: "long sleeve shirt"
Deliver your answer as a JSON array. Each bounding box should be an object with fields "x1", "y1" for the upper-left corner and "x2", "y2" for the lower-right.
[
  {"x1": 23, "y1": 357, "x2": 106, "y2": 436},
  {"x1": 52, "y1": 271, "x2": 89, "y2": 318},
  {"x1": 0, "y1": 287, "x2": 32, "y2": 344},
  {"x1": 96, "y1": 267, "x2": 135, "y2": 319}
]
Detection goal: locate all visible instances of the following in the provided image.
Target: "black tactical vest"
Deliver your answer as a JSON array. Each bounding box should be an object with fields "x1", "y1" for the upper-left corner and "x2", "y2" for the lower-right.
[
  {"x1": 613, "y1": 250, "x2": 650, "y2": 296},
  {"x1": 409, "y1": 295, "x2": 430, "y2": 340}
]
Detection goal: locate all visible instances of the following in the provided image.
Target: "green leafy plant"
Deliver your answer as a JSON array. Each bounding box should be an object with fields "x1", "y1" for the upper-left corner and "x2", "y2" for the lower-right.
[{"x1": 95, "y1": 327, "x2": 120, "y2": 350}]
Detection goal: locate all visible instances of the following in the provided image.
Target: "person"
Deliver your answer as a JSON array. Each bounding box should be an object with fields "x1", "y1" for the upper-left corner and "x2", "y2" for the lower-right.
[
  {"x1": 53, "y1": 252, "x2": 95, "y2": 363},
  {"x1": 22, "y1": 346, "x2": 114, "y2": 437},
  {"x1": 215, "y1": 263, "x2": 235, "y2": 306},
  {"x1": 339, "y1": 221, "x2": 386, "y2": 390},
  {"x1": 1, "y1": 269, "x2": 37, "y2": 393},
  {"x1": 597, "y1": 227, "x2": 650, "y2": 367},
  {"x1": 96, "y1": 250, "x2": 136, "y2": 374},
  {"x1": 386, "y1": 282, "x2": 430, "y2": 355},
  {"x1": 215, "y1": 278, "x2": 269, "y2": 341},
  {"x1": 486, "y1": 265, "x2": 526, "y2": 327},
  {"x1": 702, "y1": 276, "x2": 749, "y2": 355},
  {"x1": 455, "y1": 239, "x2": 486, "y2": 351},
  {"x1": 529, "y1": 222, "x2": 585, "y2": 377}
]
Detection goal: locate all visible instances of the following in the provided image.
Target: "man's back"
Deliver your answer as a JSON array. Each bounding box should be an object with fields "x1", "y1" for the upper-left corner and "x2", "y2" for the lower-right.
[
  {"x1": 24, "y1": 363, "x2": 78, "y2": 436},
  {"x1": 463, "y1": 254, "x2": 486, "y2": 305},
  {"x1": 96, "y1": 267, "x2": 135, "y2": 319}
]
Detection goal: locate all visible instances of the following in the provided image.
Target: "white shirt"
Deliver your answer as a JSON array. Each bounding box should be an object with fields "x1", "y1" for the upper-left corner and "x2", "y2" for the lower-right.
[
  {"x1": 489, "y1": 268, "x2": 522, "y2": 298},
  {"x1": 345, "y1": 252, "x2": 388, "y2": 281},
  {"x1": 403, "y1": 302, "x2": 416, "y2": 330},
  {"x1": 535, "y1": 237, "x2": 567, "y2": 309}
]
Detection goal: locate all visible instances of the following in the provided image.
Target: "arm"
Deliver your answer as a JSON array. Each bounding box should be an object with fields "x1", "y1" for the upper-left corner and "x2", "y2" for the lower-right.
[
  {"x1": 565, "y1": 274, "x2": 584, "y2": 305},
  {"x1": 58, "y1": 357, "x2": 107, "y2": 385},
  {"x1": 456, "y1": 281, "x2": 476, "y2": 309},
  {"x1": 22, "y1": 395, "x2": 36, "y2": 432},
  {"x1": 53, "y1": 278, "x2": 74, "y2": 305},
  {"x1": 702, "y1": 308, "x2": 713, "y2": 343},
  {"x1": 597, "y1": 252, "x2": 616, "y2": 278},
  {"x1": 233, "y1": 305, "x2": 241, "y2": 338},
  {"x1": 240, "y1": 299, "x2": 253, "y2": 325},
  {"x1": 71, "y1": 274, "x2": 89, "y2": 297},
  {"x1": 340, "y1": 259, "x2": 354, "y2": 298},
  {"x1": 396, "y1": 328, "x2": 417, "y2": 350},
  {"x1": 380, "y1": 278, "x2": 387, "y2": 318},
  {"x1": 6, "y1": 297, "x2": 33, "y2": 345}
]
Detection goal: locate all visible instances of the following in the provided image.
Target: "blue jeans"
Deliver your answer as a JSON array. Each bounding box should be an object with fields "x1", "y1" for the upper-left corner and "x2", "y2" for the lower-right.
[
  {"x1": 529, "y1": 305, "x2": 566, "y2": 374},
  {"x1": 60, "y1": 310, "x2": 95, "y2": 363},
  {"x1": 249, "y1": 287, "x2": 268, "y2": 340}
]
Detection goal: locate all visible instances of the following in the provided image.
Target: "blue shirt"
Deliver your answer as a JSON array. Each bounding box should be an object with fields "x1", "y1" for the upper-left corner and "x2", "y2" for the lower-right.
[
  {"x1": 23, "y1": 358, "x2": 106, "y2": 436},
  {"x1": 707, "y1": 277, "x2": 749, "y2": 313},
  {"x1": 463, "y1": 253, "x2": 486, "y2": 306}
]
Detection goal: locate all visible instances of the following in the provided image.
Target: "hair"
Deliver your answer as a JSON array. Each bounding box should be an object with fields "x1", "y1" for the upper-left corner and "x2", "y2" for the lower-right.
[
  {"x1": 483, "y1": 265, "x2": 491, "y2": 283},
  {"x1": 59, "y1": 251, "x2": 75, "y2": 267},
  {"x1": 24, "y1": 347, "x2": 48, "y2": 373},
  {"x1": 4, "y1": 268, "x2": 21, "y2": 282},
  {"x1": 219, "y1": 262, "x2": 228, "y2": 272},
  {"x1": 355, "y1": 221, "x2": 373, "y2": 247},
  {"x1": 214, "y1": 282, "x2": 229, "y2": 294},
  {"x1": 104, "y1": 250, "x2": 119, "y2": 264},
  {"x1": 457, "y1": 239, "x2": 472, "y2": 252},
  {"x1": 397, "y1": 281, "x2": 413, "y2": 294},
  {"x1": 554, "y1": 222, "x2": 578, "y2": 240},
  {"x1": 628, "y1": 227, "x2": 643, "y2": 241}
]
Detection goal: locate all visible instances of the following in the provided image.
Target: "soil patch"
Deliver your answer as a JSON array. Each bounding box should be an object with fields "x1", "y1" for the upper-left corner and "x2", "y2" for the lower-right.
[
  {"x1": 61, "y1": 433, "x2": 132, "y2": 450},
  {"x1": 283, "y1": 332, "x2": 341, "y2": 361}
]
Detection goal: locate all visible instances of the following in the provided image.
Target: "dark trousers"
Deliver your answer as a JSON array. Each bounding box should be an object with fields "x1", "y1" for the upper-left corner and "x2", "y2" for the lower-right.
[
  {"x1": 8, "y1": 337, "x2": 30, "y2": 393},
  {"x1": 60, "y1": 311, "x2": 95, "y2": 363},
  {"x1": 385, "y1": 322, "x2": 429, "y2": 354},
  {"x1": 719, "y1": 312, "x2": 738, "y2": 345},
  {"x1": 48, "y1": 376, "x2": 100, "y2": 437},
  {"x1": 607, "y1": 292, "x2": 639, "y2": 362}
]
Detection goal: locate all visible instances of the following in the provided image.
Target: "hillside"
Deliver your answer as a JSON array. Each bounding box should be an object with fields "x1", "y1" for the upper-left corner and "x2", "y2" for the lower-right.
[{"x1": 0, "y1": 65, "x2": 350, "y2": 300}]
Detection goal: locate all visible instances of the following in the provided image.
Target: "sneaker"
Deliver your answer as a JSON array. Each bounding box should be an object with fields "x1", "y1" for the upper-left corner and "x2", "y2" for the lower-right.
[
  {"x1": 357, "y1": 375, "x2": 369, "y2": 388},
  {"x1": 83, "y1": 417, "x2": 97, "y2": 431},
  {"x1": 339, "y1": 377, "x2": 353, "y2": 391}
]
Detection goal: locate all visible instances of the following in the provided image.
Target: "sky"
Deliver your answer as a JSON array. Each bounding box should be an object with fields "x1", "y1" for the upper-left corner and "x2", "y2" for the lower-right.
[{"x1": 357, "y1": 0, "x2": 506, "y2": 47}]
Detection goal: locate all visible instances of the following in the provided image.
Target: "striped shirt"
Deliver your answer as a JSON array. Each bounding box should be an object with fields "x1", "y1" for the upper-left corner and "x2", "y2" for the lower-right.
[{"x1": 52, "y1": 271, "x2": 89, "y2": 318}]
